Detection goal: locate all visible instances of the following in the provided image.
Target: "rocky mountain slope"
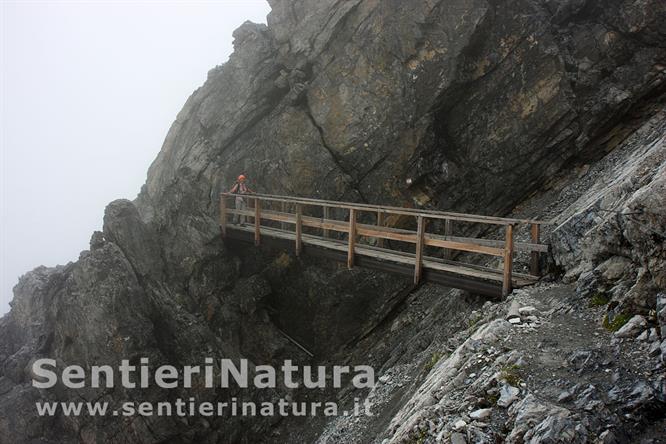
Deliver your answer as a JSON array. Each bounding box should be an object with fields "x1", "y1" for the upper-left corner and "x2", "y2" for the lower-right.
[{"x1": 1, "y1": 0, "x2": 665, "y2": 442}]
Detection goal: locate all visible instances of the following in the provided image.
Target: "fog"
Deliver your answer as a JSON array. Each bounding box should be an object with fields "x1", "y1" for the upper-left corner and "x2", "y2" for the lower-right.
[{"x1": 1, "y1": 1, "x2": 271, "y2": 315}]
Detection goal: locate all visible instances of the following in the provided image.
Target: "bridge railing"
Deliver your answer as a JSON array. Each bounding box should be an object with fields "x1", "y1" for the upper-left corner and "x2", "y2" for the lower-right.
[{"x1": 219, "y1": 192, "x2": 549, "y2": 297}]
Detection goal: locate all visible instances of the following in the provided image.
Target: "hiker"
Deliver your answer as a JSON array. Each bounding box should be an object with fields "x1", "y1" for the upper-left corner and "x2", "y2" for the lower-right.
[{"x1": 229, "y1": 174, "x2": 254, "y2": 225}]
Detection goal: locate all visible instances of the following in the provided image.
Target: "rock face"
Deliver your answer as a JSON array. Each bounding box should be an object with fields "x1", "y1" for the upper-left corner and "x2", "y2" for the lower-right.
[
  {"x1": 2, "y1": 0, "x2": 666, "y2": 442},
  {"x1": 550, "y1": 106, "x2": 665, "y2": 317},
  {"x1": 141, "y1": 0, "x2": 666, "y2": 221}
]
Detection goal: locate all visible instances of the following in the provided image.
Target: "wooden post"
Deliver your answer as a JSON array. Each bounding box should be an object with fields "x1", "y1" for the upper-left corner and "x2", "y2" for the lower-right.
[
  {"x1": 254, "y1": 198, "x2": 261, "y2": 246},
  {"x1": 414, "y1": 215, "x2": 425, "y2": 284},
  {"x1": 295, "y1": 204, "x2": 302, "y2": 256},
  {"x1": 443, "y1": 219, "x2": 452, "y2": 259},
  {"x1": 280, "y1": 202, "x2": 286, "y2": 231},
  {"x1": 347, "y1": 208, "x2": 357, "y2": 269},
  {"x1": 219, "y1": 194, "x2": 227, "y2": 237},
  {"x1": 376, "y1": 211, "x2": 385, "y2": 248},
  {"x1": 530, "y1": 223, "x2": 541, "y2": 277},
  {"x1": 502, "y1": 224, "x2": 514, "y2": 298},
  {"x1": 323, "y1": 206, "x2": 330, "y2": 238}
]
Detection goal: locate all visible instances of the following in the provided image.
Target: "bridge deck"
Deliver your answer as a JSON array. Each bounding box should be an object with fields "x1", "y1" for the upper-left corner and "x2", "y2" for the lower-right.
[
  {"x1": 220, "y1": 193, "x2": 549, "y2": 299},
  {"x1": 228, "y1": 224, "x2": 536, "y2": 285}
]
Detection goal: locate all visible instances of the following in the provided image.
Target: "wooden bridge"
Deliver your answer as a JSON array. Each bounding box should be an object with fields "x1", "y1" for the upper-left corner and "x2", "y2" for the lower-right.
[{"x1": 219, "y1": 193, "x2": 549, "y2": 299}]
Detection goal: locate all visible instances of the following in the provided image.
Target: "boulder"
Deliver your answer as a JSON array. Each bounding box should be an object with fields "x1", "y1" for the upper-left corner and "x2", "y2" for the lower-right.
[
  {"x1": 497, "y1": 385, "x2": 520, "y2": 408},
  {"x1": 614, "y1": 315, "x2": 648, "y2": 338},
  {"x1": 597, "y1": 257, "x2": 633, "y2": 281},
  {"x1": 469, "y1": 408, "x2": 492, "y2": 420},
  {"x1": 507, "y1": 395, "x2": 586, "y2": 443}
]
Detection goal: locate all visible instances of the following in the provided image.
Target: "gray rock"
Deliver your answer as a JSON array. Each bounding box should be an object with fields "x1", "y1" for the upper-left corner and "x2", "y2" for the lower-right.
[
  {"x1": 658, "y1": 293, "x2": 666, "y2": 333},
  {"x1": 529, "y1": 412, "x2": 582, "y2": 443},
  {"x1": 0, "y1": 377, "x2": 13, "y2": 396},
  {"x1": 596, "y1": 429, "x2": 618, "y2": 444},
  {"x1": 584, "y1": 400, "x2": 606, "y2": 412},
  {"x1": 518, "y1": 306, "x2": 538, "y2": 315},
  {"x1": 89, "y1": 230, "x2": 105, "y2": 250},
  {"x1": 569, "y1": 350, "x2": 594, "y2": 370},
  {"x1": 450, "y1": 432, "x2": 467, "y2": 444},
  {"x1": 466, "y1": 426, "x2": 490, "y2": 444},
  {"x1": 235, "y1": 275, "x2": 272, "y2": 315},
  {"x1": 648, "y1": 327, "x2": 659, "y2": 342},
  {"x1": 575, "y1": 385, "x2": 598, "y2": 410},
  {"x1": 648, "y1": 341, "x2": 662, "y2": 357},
  {"x1": 624, "y1": 381, "x2": 655, "y2": 410},
  {"x1": 557, "y1": 390, "x2": 574, "y2": 403},
  {"x1": 552, "y1": 127, "x2": 666, "y2": 317},
  {"x1": 607, "y1": 386, "x2": 623, "y2": 403},
  {"x1": 507, "y1": 395, "x2": 586, "y2": 443},
  {"x1": 469, "y1": 408, "x2": 492, "y2": 420},
  {"x1": 614, "y1": 315, "x2": 647, "y2": 338},
  {"x1": 497, "y1": 385, "x2": 520, "y2": 408},
  {"x1": 506, "y1": 301, "x2": 521, "y2": 321},
  {"x1": 598, "y1": 257, "x2": 633, "y2": 281}
]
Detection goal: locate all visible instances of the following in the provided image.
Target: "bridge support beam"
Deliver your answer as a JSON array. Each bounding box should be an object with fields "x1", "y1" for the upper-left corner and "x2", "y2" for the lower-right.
[
  {"x1": 348, "y1": 209, "x2": 356, "y2": 269},
  {"x1": 530, "y1": 223, "x2": 541, "y2": 277},
  {"x1": 323, "y1": 206, "x2": 330, "y2": 238},
  {"x1": 376, "y1": 211, "x2": 385, "y2": 248},
  {"x1": 414, "y1": 216, "x2": 425, "y2": 284},
  {"x1": 443, "y1": 219, "x2": 452, "y2": 259},
  {"x1": 219, "y1": 195, "x2": 227, "y2": 237},
  {"x1": 295, "y1": 204, "x2": 302, "y2": 256},
  {"x1": 502, "y1": 224, "x2": 514, "y2": 298},
  {"x1": 280, "y1": 201, "x2": 287, "y2": 231},
  {"x1": 254, "y1": 198, "x2": 261, "y2": 246}
]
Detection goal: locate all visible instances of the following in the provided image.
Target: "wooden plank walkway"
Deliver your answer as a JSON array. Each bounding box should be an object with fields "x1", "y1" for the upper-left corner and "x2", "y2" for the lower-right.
[{"x1": 219, "y1": 193, "x2": 549, "y2": 299}]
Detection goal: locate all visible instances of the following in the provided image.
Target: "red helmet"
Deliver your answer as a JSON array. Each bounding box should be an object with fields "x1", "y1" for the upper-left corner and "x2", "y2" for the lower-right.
[{"x1": 237, "y1": 174, "x2": 246, "y2": 181}]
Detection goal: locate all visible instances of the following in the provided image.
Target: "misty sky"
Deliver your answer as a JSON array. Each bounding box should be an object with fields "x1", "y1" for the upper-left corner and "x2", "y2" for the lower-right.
[{"x1": 1, "y1": 1, "x2": 271, "y2": 315}]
